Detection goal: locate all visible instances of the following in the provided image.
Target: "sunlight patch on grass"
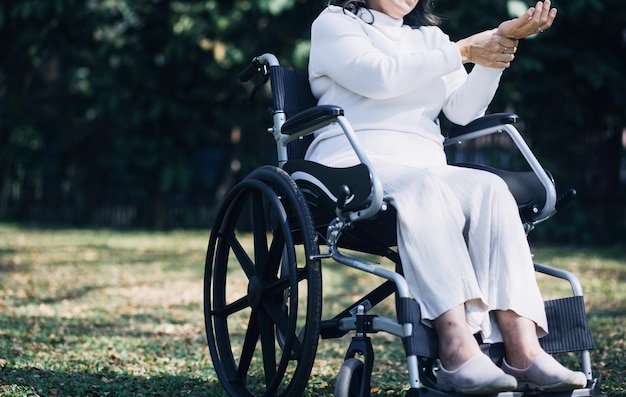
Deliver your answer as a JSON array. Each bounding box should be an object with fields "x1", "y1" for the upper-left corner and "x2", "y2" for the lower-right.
[{"x1": 0, "y1": 225, "x2": 624, "y2": 396}]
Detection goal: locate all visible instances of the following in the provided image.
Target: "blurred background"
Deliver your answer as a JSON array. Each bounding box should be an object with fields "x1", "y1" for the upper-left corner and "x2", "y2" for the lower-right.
[{"x1": 0, "y1": 0, "x2": 624, "y2": 245}]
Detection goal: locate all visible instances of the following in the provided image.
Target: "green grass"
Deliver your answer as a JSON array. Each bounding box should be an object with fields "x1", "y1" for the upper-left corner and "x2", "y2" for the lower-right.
[{"x1": 0, "y1": 225, "x2": 624, "y2": 396}]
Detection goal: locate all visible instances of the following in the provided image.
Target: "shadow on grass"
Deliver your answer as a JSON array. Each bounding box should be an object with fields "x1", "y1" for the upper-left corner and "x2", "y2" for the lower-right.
[
  {"x1": 0, "y1": 367, "x2": 220, "y2": 397},
  {"x1": 0, "y1": 313, "x2": 219, "y2": 395},
  {"x1": 0, "y1": 314, "x2": 201, "y2": 344}
]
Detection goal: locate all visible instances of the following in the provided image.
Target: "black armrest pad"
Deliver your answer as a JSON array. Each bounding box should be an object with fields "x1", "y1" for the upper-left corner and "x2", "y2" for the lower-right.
[
  {"x1": 281, "y1": 105, "x2": 344, "y2": 136},
  {"x1": 448, "y1": 113, "x2": 519, "y2": 139}
]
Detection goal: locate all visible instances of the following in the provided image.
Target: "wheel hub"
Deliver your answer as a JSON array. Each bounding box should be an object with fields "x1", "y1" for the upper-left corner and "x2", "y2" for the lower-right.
[{"x1": 247, "y1": 276, "x2": 263, "y2": 309}]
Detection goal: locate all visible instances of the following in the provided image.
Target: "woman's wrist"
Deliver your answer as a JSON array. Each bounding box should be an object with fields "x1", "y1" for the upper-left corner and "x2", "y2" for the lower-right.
[
  {"x1": 496, "y1": 21, "x2": 522, "y2": 40},
  {"x1": 456, "y1": 38, "x2": 473, "y2": 64}
]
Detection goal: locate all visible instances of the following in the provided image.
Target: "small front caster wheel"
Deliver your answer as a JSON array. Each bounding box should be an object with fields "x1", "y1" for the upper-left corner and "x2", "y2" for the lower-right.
[{"x1": 335, "y1": 358, "x2": 366, "y2": 397}]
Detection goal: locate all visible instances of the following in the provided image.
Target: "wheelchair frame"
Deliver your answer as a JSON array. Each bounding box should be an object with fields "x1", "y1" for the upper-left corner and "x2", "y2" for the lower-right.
[{"x1": 204, "y1": 53, "x2": 602, "y2": 397}]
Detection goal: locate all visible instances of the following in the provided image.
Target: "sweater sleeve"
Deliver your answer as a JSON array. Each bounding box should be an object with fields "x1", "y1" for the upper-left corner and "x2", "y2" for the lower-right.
[
  {"x1": 441, "y1": 65, "x2": 504, "y2": 126},
  {"x1": 309, "y1": 10, "x2": 462, "y2": 100}
]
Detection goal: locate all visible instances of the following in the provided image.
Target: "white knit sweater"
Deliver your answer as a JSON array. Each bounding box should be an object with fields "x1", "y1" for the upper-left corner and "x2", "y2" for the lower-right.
[
  {"x1": 304, "y1": 8, "x2": 549, "y2": 338},
  {"x1": 308, "y1": 6, "x2": 505, "y2": 146}
]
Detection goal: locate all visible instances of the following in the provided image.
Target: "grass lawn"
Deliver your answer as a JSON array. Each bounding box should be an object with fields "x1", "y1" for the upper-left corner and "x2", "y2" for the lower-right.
[{"x1": 0, "y1": 225, "x2": 624, "y2": 396}]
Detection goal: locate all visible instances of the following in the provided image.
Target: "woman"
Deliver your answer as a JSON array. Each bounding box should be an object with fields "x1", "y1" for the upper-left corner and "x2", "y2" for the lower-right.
[{"x1": 305, "y1": 0, "x2": 587, "y2": 394}]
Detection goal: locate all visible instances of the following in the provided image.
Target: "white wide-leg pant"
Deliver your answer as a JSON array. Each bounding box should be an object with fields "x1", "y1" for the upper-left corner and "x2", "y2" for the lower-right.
[{"x1": 306, "y1": 130, "x2": 548, "y2": 342}]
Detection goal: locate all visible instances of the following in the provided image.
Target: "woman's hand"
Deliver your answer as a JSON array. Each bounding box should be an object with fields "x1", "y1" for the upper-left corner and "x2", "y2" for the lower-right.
[
  {"x1": 457, "y1": 29, "x2": 519, "y2": 69},
  {"x1": 497, "y1": 0, "x2": 557, "y2": 39}
]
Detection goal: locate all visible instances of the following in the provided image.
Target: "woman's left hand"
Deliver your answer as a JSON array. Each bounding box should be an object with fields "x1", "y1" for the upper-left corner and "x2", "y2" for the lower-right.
[
  {"x1": 457, "y1": 30, "x2": 519, "y2": 69},
  {"x1": 496, "y1": 0, "x2": 557, "y2": 39}
]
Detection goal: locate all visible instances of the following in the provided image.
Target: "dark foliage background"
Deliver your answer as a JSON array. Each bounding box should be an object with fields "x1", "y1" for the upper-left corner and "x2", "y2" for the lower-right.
[{"x1": 1, "y1": 0, "x2": 625, "y2": 244}]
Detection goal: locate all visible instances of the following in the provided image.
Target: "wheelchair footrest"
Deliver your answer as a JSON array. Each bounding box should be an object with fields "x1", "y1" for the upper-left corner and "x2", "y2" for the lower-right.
[
  {"x1": 482, "y1": 296, "x2": 595, "y2": 358},
  {"x1": 541, "y1": 296, "x2": 595, "y2": 354},
  {"x1": 406, "y1": 387, "x2": 527, "y2": 397}
]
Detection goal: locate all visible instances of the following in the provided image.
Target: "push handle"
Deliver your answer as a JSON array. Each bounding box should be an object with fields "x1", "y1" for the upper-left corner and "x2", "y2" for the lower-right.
[
  {"x1": 238, "y1": 57, "x2": 261, "y2": 83},
  {"x1": 555, "y1": 188, "x2": 577, "y2": 212}
]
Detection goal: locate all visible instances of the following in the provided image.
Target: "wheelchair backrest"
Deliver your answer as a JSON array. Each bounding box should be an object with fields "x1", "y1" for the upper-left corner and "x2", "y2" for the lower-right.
[{"x1": 268, "y1": 66, "x2": 318, "y2": 160}]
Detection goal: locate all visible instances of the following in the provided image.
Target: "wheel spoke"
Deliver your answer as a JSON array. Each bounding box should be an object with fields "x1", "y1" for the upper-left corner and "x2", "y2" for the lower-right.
[
  {"x1": 235, "y1": 309, "x2": 260, "y2": 383},
  {"x1": 256, "y1": 266, "x2": 310, "y2": 360},
  {"x1": 212, "y1": 295, "x2": 250, "y2": 318},
  {"x1": 226, "y1": 232, "x2": 256, "y2": 279},
  {"x1": 258, "y1": 306, "x2": 278, "y2": 387},
  {"x1": 262, "y1": 297, "x2": 304, "y2": 359},
  {"x1": 295, "y1": 267, "x2": 308, "y2": 282},
  {"x1": 260, "y1": 227, "x2": 286, "y2": 280},
  {"x1": 261, "y1": 276, "x2": 290, "y2": 295},
  {"x1": 251, "y1": 191, "x2": 269, "y2": 277}
]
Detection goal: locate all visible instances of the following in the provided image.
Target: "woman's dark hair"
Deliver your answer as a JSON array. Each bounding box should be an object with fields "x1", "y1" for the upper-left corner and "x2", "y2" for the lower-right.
[{"x1": 328, "y1": 0, "x2": 440, "y2": 27}]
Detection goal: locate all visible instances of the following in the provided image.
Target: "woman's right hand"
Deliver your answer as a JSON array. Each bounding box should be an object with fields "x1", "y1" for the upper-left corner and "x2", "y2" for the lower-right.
[{"x1": 496, "y1": 0, "x2": 557, "y2": 39}]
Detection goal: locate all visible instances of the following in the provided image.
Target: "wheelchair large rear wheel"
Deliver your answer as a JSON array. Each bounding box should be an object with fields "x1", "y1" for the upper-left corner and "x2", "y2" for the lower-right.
[{"x1": 205, "y1": 166, "x2": 322, "y2": 397}]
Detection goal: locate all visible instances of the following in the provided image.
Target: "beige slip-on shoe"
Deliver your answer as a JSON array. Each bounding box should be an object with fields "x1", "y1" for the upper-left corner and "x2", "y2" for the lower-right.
[
  {"x1": 436, "y1": 353, "x2": 518, "y2": 395},
  {"x1": 502, "y1": 352, "x2": 588, "y2": 392}
]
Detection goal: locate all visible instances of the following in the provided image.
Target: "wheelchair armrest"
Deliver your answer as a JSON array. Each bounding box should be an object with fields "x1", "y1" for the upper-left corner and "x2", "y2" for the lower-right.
[
  {"x1": 281, "y1": 105, "x2": 344, "y2": 137},
  {"x1": 444, "y1": 112, "x2": 558, "y2": 225},
  {"x1": 447, "y1": 113, "x2": 519, "y2": 139},
  {"x1": 279, "y1": 106, "x2": 385, "y2": 223}
]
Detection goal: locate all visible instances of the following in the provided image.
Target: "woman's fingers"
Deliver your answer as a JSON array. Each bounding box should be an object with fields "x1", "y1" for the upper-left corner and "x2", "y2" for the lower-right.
[
  {"x1": 529, "y1": 1, "x2": 557, "y2": 33},
  {"x1": 498, "y1": 1, "x2": 557, "y2": 38}
]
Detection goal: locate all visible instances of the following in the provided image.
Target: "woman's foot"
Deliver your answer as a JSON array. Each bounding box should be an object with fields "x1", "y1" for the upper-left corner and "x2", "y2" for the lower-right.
[
  {"x1": 437, "y1": 353, "x2": 518, "y2": 395},
  {"x1": 502, "y1": 352, "x2": 588, "y2": 392}
]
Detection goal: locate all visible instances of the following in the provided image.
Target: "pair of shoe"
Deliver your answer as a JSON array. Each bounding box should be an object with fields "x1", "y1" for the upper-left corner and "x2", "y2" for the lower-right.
[{"x1": 436, "y1": 352, "x2": 588, "y2": 395}]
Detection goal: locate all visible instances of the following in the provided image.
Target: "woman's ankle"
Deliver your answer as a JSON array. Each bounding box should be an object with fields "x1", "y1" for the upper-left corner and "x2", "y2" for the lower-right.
[
  {"x1": 505, "y1": 348, "x2": 543, "y2": 369},
  {"x1": 438, "y1": 338, "x2": 483, "y2": 370},
  {"x1": 495, "y1": 309, "x2": 543, "y2": 369},
  {"x1": 434, "y1": 304, "x2": 482, "y2": 370}
]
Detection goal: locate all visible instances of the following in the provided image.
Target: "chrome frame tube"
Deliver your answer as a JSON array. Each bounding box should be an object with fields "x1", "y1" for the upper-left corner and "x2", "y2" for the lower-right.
[
  {"x1": 535, "y1": 262, "x2": 594, "y2": 380},
  {"x1": 444, "y1": 124, "x2": 558, "y2": 223},
  {"x1": 279, "y1": 116, "x2": 385, "y2": 222}
]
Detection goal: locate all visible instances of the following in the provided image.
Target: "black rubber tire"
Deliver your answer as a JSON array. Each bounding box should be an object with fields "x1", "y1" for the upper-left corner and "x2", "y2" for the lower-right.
[
  {"x1": 335, "y1": 358, "x2": 365, "y2": 397},
  {"x1": 204, "y1": 166, "x2": 322, "y2": 397}
]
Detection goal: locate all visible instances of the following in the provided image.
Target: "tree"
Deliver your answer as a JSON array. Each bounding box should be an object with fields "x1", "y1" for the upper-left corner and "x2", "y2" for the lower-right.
[
  {"x1": 0, "y1": 0, "x2": 624, "y2": 243},
  {"x1": 0, "y1": 0, "x2": 320, "y2": 228}
]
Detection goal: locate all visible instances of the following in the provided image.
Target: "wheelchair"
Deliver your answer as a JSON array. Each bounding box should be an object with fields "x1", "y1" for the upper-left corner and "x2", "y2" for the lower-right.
[{"x1": 204, "y1": 53, "x2": 602, "y2": 397}]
